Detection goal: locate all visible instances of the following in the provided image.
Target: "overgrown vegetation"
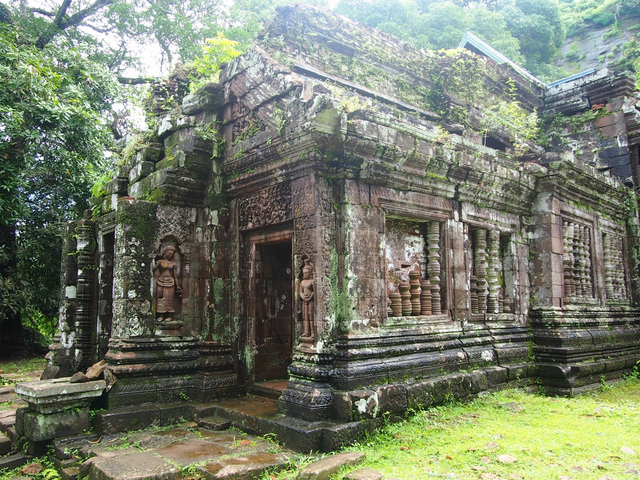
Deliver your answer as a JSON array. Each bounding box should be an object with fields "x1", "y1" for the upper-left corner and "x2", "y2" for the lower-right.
[{"x1": 331, "y1": 376, "x2": 640, "y2": 479}]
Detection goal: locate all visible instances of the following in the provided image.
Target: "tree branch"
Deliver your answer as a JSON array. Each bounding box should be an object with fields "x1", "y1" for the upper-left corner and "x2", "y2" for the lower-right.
[
  {"x1": 52, "y1": 0, "x2": 72, "y2": 27},
  {"x1": 36, "y1": 0, "x2": 116, "y2": 49},
  {"x1": 117, "y1": 76, "x2": 158, "y2": 84},
  {"x1": 29, "y1": 8, "x2": 55, "y2": 17}
]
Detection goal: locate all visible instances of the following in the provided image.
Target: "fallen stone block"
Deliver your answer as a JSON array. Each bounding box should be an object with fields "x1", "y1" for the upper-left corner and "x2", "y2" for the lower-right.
[
  {"x1": 198, "y1": 415, "x2": 232, "y2": 431},
  {"x1": 298, "y1": 452, "x2": 366, "y2": 480}
]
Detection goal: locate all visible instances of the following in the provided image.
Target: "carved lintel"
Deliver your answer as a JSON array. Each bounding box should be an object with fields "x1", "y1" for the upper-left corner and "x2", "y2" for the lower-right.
[{"x1": 238, "y1": 184, "x2": 292, "y2": 231}]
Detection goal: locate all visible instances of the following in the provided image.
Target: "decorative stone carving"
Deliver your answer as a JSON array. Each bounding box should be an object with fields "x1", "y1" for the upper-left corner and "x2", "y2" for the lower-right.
[
  {"x1": 420, "y1": 279, "x2": 432, "y2": 316},
  {"x1": 238, "y1": 184, "x2": 292, "y2": 231},
  {"x1": 299, "y1": 258, "x2": 315, "y2": 342},
  {"x1": 427, "y1": 222, "x2": 441, "y2": 315},
  {"x1": 153, "y1": 244, "x2": 182, "y2": 322},
  {"x1": 409, "y1": 268, "x2": 421, "y2": 316},
  {"x1": 399, "y1": 282, "x2": 411, "y2": 316}
]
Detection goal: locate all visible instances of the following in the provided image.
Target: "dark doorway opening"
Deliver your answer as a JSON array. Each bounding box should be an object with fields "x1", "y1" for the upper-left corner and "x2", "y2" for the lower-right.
[{"x1": 253, "y1": 240, "x2": 293, "y2": 384}]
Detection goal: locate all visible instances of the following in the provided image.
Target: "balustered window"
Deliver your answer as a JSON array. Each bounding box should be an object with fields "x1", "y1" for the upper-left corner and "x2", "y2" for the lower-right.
[
  {"x1": 386, "y1": 218, "x2": 445, "y2": 318},
  {"x1": 603, "y1": 231, "x2": 628, "y2": 301},
  {"x1": 562, "y1": 220, "x2": 594, "y2": 302},
  {"x1": 470, "y1": 228, "x2": 513, "y2": 315},
  {"x1": 562, "y1": 220, "x2": 594, "y2": 303}
]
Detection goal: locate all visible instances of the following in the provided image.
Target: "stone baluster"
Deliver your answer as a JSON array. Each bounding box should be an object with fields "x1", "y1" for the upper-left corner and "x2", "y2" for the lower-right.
[
  {"x1": 563, "y1": 221, "x2": 574, "y2": 300},
  {"x1": 503, "y1": 295, "x2": 512, "y2": 313},
  {"x1": 583, "y1": 227, "x2": 592, "y2": 298},
  {"x1": 427, "y1": 222, "x2": 442, "y2": 315},
  {"x1": 409, "y1": 268, "x2": 421, "y2": 316},
  {"x1": 389, "y1": 290, "x2": 402, "y2": 317},
  {"x1": 420, "y1": 279, "x2": 432, "y2": 315},
  {"x1": 487, "y1": 230, "x2": 500, "y2": 314},
  {"x1": 573, "y1": 224, "x2": 583, "y2": 297},
  {"x1": 604, "y1": 233, "x2": 614, "y2": 300},
  {"x1": 474, "y1": 229, "x2": 488, "y2": 313},
  {"x1": 399, "y1": 282, "x2": 411, "y2": 316},
  {"x1": 470, "y1": 275, "x2": 478, "y2": 314}
]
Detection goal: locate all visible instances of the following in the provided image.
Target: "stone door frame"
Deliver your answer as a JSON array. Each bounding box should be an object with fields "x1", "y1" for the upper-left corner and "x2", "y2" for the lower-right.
[{"x1": 245, "y1": 228, "x2": 295, "y2": 387}]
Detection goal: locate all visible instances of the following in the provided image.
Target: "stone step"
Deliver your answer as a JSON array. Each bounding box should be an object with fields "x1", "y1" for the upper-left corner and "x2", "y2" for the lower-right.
[
  {"x1": 0, "y1": 432, "x2": 13, "y2": 455},
  {"x1": 0, "y1": 413, "x2": 15, "y2": 433},
  {"x1": 0, "y1": 453, "x2": 31, "y2": 471},
  {"x1": 198, "y1": 415, "x2": 231, "y2": 431},
  {"x1": 196, "y1": 398, "x2": 383, "y2": 453}
]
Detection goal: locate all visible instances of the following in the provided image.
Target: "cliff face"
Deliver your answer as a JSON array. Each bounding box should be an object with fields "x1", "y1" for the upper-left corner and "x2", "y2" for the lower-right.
[{"x1": 556, "y1": 17, "x2": 638, "y2": 73}]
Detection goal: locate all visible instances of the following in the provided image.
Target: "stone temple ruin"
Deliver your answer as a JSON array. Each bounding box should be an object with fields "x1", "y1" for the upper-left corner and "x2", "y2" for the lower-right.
[{"x1": 28, "y1": 4, "x2": 640, "y2": 451}]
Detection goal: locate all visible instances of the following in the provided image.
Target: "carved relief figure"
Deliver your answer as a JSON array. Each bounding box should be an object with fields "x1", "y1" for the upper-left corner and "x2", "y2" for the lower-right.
[
  {"x1": 153, "y1": 245, "x2": 182, "y2": 321},
  {"x1": 299, "y1": 258, "x2": 314, "y2": 341}
]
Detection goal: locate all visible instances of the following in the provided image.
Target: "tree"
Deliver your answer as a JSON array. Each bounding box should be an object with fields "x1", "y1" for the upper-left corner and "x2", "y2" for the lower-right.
[{"x1": 0, "y1": 12, "x2": 119, "y2": 353}]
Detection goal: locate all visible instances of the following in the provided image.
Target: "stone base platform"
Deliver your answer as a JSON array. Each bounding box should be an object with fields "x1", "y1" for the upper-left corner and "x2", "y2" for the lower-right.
[{"x1": 93, "y1": 364, "x2": 534, "y2": 453}]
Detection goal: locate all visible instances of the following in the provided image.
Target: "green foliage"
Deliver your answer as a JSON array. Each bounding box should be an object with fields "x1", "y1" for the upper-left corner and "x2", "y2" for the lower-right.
[
  {"x1": 481, "y1": 79, "x2": 540, "y2": 154},
  {"x1": 334, "y1": 383, "x2": 640, "y2": 480},
  {"x1": 335, "y1": 0, "x2": 566, "y2": 81},
  {"x1": 0, "y1": 21, "x2": 119, "y2": 332},
  {"x1": 560, "y1": 0, "x2": 640, "y2": 38},
  {"x1": 190, "y1": 33, "x2": 243, "y2": 91}
]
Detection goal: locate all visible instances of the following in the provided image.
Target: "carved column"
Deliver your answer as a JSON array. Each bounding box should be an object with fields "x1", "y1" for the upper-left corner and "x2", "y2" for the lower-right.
[
  {"x1": 487, "y1": 230, "x2": 500, "y2": 314},
  {"x1": 75, "y1": 218, "x2": 98, "y2": 371},
  {"x1": 474, "y1": 229, "x2": 488, "y2": 313},
  {"x1": 427, "y1": 222, "x2": 442, "y2": 315}
]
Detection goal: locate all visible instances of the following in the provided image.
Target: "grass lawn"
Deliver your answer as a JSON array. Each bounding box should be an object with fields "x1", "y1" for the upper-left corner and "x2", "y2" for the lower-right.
[{"x1": 326, "y1": 378, "x2": 640, "y2": 480}]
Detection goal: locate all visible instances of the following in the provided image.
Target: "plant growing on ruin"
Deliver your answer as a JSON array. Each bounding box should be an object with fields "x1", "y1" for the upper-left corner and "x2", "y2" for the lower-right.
[
  {"x1": 190, "y1": 33, "x2": 243, "y2": 91},
  {"x1": 481, "y1": 78, "x2": 539, "y2": 154}
]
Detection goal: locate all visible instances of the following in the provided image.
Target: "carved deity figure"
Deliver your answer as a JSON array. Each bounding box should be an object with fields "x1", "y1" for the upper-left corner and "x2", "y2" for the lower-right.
[
  {"x1": 299, "y1": 259, "x2": 314, "y2": 340},
  {"x1": 153, "y1": 245, "x2": 182, "y2": 321}
]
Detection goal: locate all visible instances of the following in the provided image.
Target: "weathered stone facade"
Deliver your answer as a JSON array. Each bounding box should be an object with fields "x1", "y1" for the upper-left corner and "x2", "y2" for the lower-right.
[{"x1": 47, "y1": 4, "x2": 640, "y2": 427}]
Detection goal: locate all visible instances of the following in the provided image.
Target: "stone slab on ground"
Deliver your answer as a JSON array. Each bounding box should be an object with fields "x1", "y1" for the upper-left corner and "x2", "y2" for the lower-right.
[
  {"x1": 89, "y1": 451, "x2": 181, "y2": 480},
  {"x1": 83, "y1": 426, "x2": 295, "y2": 480},
  {"x1": 196, "y1": 452, "x2": 292, "y2": 480},
  {"x1": 342, "y1": 467, "x2": 384, "y2": 480},
  {"x1": 298, "y1": 452, "x2": 366, "y2": 480}
]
